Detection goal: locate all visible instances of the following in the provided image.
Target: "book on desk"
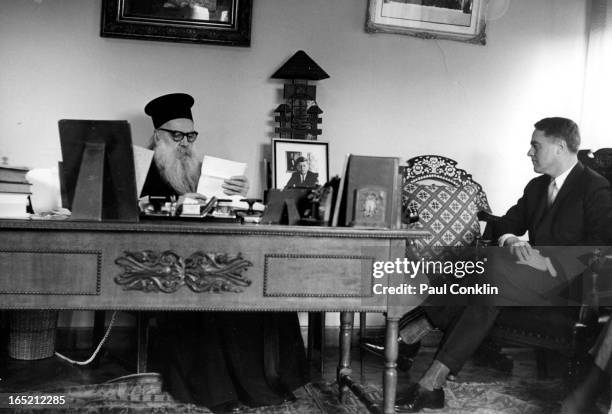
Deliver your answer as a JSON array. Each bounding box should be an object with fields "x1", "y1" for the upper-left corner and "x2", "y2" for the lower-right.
[
  {"x1": 0, "y1": 165, "x2": 31, "y2": 218},
  {"x1": 332, "y1": 154, "x2": 401, "y2": 229}
]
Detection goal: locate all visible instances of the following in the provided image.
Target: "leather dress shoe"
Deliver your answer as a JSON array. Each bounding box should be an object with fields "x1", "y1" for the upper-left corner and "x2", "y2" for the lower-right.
[
  {"x1": 395, "y1": 383, "x2": 444, "y2": 412},
  {"x1": 360, "y1": 337, "x2": 420, "y2": 371}
]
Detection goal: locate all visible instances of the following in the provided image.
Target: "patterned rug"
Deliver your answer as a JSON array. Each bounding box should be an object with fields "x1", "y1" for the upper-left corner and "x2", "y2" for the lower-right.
[
  {"x1": 3, "y1": 372, "x2": 583, "y2": 414},
  {"x1": 310, "y1": 380, "x2": 565, "y2": 414}
]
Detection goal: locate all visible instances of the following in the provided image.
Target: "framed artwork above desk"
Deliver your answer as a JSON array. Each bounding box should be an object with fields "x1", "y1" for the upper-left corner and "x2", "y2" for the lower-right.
[{"x1": 101, "y1": 0, "x2": 253, "y2": 47}]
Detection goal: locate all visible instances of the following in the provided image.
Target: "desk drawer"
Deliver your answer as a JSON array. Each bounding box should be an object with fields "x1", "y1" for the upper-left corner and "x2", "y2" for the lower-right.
[
  {"x1": 263, "y1": 254, "x2": 373, "y2": 297},
  {"x1": 0, "y1": 250, "x2": 100, "y2": 295}
]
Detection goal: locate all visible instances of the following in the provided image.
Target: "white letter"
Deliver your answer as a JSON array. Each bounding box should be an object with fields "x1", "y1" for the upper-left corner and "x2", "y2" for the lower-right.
[
  {"x1": 409, "y1": 260, "x2": 421, "y2": 278},
  {"x1": 373, "y1": 262, "x2": 384, "y2": 278}
]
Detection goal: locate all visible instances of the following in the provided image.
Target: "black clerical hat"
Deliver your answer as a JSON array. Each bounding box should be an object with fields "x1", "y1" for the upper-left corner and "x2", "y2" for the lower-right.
[{"x1": 144, "y1": 93, "x2": 194, "y2": 128}]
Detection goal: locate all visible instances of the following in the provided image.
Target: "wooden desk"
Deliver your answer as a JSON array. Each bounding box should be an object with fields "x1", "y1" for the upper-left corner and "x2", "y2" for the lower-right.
[{"x1": 0, "y1": 219, "x2": 426, "y2": 414}]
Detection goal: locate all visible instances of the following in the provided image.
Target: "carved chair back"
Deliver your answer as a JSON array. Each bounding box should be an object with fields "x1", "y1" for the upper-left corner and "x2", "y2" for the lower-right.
[
  {"x1": 399, "y1": 155, "x2": 490, "y2": 259},
  {"x1": 579, "y1": 148, "x2": 612, "y2": 185},
  {"x1": 401, "y1": 155, "x2": 491, "y2": 212}
]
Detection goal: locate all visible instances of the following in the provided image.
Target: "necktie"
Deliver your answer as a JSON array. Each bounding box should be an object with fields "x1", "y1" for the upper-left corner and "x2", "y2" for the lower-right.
[
  {"x1": 547, "y1": 179, "x2": 558, "y2": 207},
  {"x1": 300, "y1": 175, "x2": 305, "y2": 184}
]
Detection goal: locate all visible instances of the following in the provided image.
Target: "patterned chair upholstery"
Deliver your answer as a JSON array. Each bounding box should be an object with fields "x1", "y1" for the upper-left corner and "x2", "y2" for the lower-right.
[{"x1": 400, "y1": 155, "x2": 491, "y2": 258}]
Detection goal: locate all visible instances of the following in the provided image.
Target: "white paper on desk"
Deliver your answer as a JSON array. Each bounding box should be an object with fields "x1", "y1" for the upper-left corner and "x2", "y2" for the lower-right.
[
  {"x1": 197, "y1": 155, "x2": 247, "y2": 200},
  {"x1": 133, "y1": 145, "x2": 154, "y2": 197}
]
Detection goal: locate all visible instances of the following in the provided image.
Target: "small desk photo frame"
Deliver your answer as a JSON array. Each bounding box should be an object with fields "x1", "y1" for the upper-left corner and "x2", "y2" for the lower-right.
[
  {"x1": 272, "y1": 139, "x2": 329, "y2": 190},
  {"x1": 59, "y1": 119, "x2": 139, "y2": 222}
]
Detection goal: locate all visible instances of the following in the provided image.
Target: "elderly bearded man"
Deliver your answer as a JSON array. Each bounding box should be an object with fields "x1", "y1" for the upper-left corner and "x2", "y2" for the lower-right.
[
  {"x1": 141, "y1": 93, "x2": 308, "y2": 413},
  {"x1": 140, "y1": 93, "x2": 246, "y2": 199}
]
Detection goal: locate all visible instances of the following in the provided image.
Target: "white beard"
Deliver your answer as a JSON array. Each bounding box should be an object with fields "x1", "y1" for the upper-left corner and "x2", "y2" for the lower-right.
[{"x1": 153, "y1": 140, "x2": 201, "y2": 194}]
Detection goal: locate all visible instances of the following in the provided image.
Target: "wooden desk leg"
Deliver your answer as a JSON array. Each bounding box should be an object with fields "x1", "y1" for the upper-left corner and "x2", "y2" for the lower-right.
[
  {"x1": 359, "y1": 311, "x2": 367, "y2": 381},
  {"x1": 383, "y1": 317, "x2": 399, "y2": 414},
  {"x1": 337, "y1": 311, "x2": 354, "y2": 403}
]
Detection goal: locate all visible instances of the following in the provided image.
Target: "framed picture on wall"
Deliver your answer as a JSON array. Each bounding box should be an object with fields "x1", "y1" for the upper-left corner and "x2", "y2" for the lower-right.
[
  {"x1": 272, "y1": 139, "x2": 329, "y2": 190},
  {"x1": 365, "y1": 0, "x2": 489, "y2": 45},
  {"x1": 101, "y1": 0, "x2": 252, "y2": 47}
]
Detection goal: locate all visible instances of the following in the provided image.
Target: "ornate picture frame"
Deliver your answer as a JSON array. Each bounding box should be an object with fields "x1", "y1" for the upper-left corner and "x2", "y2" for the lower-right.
[
  {"x1": 365, "y1": 0, "x2": 489, "y2": 45},
  {"x1": 101, "y1": 0, "x2": 253, "y2": 47},
  {"x1": 272, "y1": 139, "x2": 329, "y2": 190}
]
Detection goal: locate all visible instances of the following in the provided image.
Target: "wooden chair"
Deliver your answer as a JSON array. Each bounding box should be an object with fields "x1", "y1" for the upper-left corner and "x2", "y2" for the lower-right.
[
  {"x1": 361, "y1": 154, "x2": 605, "y2": 381},
  {"x1": 399, "y1": 155, "x2": 491, "y2": 255},
  {"x1": 308, "y1": 155, "x2": 490, "y2": 373},
  {"x1": 579, "y1": 148, "x2": 612, "y2": 184},
  {"x1": 359, "y1": 155, "x2": 492, "y2": 372}
]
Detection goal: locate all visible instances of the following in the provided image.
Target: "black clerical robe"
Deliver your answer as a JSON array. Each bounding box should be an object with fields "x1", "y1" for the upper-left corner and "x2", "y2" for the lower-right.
[
  {"x1": 143, "y1": 160, "x2": 308, "y2": 408},
  {"x1": 140, "y1": 162, "x2": 177, "y2": 198}
]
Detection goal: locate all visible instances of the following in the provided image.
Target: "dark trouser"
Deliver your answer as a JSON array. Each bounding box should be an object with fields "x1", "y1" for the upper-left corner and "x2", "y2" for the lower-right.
[
  {"x1": 410, "y1": 247, "x2": 570, "y2": 374},
  {"x1": 423, "y1": 306, "x2": 500, "y2": 374}
]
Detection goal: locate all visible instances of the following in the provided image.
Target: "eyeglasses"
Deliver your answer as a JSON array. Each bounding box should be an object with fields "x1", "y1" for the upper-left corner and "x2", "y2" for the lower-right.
[{"x1": 157, "y1": 128, "x2": 199, "y2": 143}]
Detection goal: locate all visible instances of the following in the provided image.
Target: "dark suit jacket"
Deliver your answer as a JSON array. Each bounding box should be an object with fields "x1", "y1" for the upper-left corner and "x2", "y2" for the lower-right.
[
  {"x1": 284, "y1": 170, "x2": 318, "y2": 189},
  {"x1": 492, "y1": 162, "x2": 611, "y2": 246}
]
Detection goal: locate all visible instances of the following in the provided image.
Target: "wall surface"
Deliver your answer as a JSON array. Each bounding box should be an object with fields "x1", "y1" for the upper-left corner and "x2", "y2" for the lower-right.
[
  {"x1": 0, "y1": 0, "x2": 599, "y2": 327},
  {"x1": 0, "y1": 0, "x2": 596, "y2": 212}
]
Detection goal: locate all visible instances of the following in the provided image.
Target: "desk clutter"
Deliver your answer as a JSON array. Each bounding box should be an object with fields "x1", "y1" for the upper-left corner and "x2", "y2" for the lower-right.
[
  {"x1": 3, "y1": 116, "x2": 403, "y2": 230},
  {"x1": 1, "y1": 152, "x2": 405, "y2": 229},
  {"x1": 140, "y1": 195, "x2": 264, "y2": 223}
]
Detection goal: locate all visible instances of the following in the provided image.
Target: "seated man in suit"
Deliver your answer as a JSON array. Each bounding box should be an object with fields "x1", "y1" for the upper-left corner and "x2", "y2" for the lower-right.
[
  {"x1": 141, "y1": 93, "x2": 308, "y2": 412},
  {"x1": 369, "y1": 117, "x2": 612, "y2": 412},
  {"x1": 284, "y1": 156, "x2": 319, "y2": 189}
]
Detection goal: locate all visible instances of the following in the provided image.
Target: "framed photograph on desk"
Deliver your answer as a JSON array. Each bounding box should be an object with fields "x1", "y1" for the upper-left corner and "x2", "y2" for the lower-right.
[
  {"x1": 101, "y1": 0, "x2": 253, "y2": 47},
  {"x1": 272, "y1": 139, "x2": 329, "y2": 190}
]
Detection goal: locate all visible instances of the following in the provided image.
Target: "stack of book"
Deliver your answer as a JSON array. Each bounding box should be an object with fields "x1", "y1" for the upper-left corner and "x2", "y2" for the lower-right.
[{"x1": 0, "y1": 165, "x2": 31, "y2": 218}]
